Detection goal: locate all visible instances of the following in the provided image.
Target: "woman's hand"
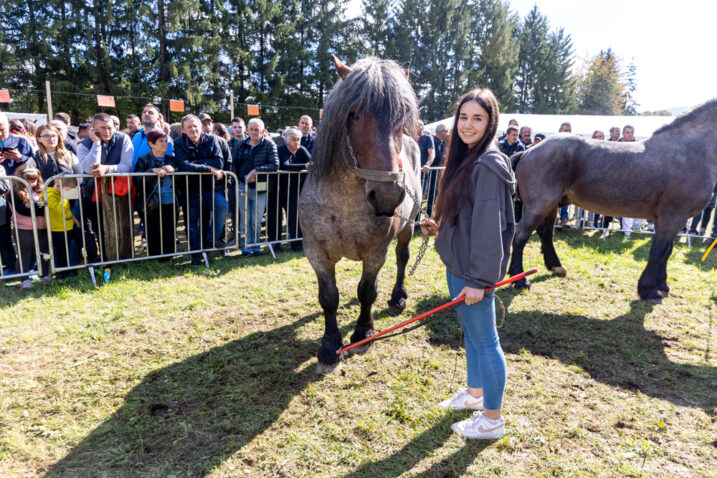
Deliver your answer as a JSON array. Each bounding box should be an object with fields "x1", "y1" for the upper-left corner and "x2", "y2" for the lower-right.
[
  {"x1": 152, "y1": 167, "x2": 166, "y2": 178},
  {"x1": 455, "y1": 286, "x2": 484, "y2": 306},
  {"x1": 420, "y1": 218, "x2": 440, "y2": 236}
]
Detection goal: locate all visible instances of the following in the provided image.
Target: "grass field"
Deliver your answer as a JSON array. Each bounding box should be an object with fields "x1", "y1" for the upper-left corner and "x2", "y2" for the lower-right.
[{"x1": 1, "y1": 230, "x2": 716, "y2": 477}]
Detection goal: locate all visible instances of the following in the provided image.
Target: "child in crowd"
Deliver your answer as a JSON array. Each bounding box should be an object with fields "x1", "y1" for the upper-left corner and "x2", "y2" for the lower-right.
[
  {"x1": 46, "y1": 176, "x2": 81, "y2": 275},
  {"x1": 10, "y1": 165, "x2": 51, "y2": 288}
]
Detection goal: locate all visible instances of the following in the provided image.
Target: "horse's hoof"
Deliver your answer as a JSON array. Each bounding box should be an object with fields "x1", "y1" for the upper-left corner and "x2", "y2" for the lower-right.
[
  {"x1": 639, "y1": 289, "x2": 664, "y2": 304},
  {"x1": 347, "y1": 343, "x2": 372, "y2": 356},
  {"x1": 513, "y1": 278, "x2": 531, "y2": 290},
  {"x1": 316, "y1": 360, "x2": 342, "y2": 375},
  {"x1": 387, "y1": 297, "x2": 406, "y2": 315},
  {"x1": 658, "y1": 288, "x2": 670, "y2": 297},
  {"x1": 551, "y1": 266, "x2": 567, "y2": 277}
]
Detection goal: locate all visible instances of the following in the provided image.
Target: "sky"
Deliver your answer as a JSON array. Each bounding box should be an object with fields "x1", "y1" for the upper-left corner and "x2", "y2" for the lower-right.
[{"x1": 346, "y1": 0, "x2": 716, "y2": 113}]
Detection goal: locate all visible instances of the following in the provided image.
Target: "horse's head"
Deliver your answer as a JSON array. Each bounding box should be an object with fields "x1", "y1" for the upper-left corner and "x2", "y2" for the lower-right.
[{"x1": 332, "y1": 55, "x2": 417, "y2": 217}]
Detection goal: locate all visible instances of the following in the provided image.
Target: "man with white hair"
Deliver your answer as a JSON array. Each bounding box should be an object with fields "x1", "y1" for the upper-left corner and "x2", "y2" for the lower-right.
[
  {"x1": 298, "y1": 115, "x2": 316, "y2": 153},
  {"x1": 50, "y1": 119, "x2": 78, "y2": 155},
  {"x1": 233, "y1": 117, "x2": 279, "y2": 256},
  {"x1": 0, "y1": 112, "x2": 35, "y2": 175},
  {"x1": 266, "y1": 127, "x2": 310, "y2": 252},
  {"x1": 174, "y1": 114, "x2": 229, "y2": 265}
]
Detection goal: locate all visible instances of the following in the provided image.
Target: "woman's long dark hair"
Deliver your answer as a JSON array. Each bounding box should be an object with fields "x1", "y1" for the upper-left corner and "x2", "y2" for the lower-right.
[{"x1": 433, "y1": 88, "x2": 499, "y2": 226}]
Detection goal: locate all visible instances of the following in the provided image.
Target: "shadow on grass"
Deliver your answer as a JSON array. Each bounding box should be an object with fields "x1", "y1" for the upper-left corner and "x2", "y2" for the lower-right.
[
  {"x1": 428, "y1": 298, "x2": 717, "y2": 414},
  {"x1": 340, "y1": 414, "x2": 489, "y2": 478},
  {"x1": 683, "y1": 238, "x2": 717, "y2": 271},
  {"x1": 45, "y1": 309, "x2": 339, "y2": 477},
  {"x1": 0, "y1": 249, "x2": 304, "y2": 309}
]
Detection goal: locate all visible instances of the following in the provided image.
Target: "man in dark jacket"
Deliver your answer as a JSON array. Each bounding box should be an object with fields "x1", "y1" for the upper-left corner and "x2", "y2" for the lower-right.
[
  {"x1": 0, "y1": 112, "x2": 34, "y2": 175},
  {"x1": 174, "y1": 114, "x2": 229, "y2": 264},
  {"x1": 298, "y1": 115, "x2": 316, "y2": 153},
  {"x1": 234, "y1": 118, "x2": 279, "y2": 256},
  {"x1": 498, "y1": 126, "x2": 525, "y2": 157}
]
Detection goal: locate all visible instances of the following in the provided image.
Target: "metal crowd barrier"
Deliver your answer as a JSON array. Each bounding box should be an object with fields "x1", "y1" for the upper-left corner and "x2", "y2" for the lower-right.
[
  {"x1": 240, "y1": 167, "x2": 444, "y2": 258},
  {"x1": 243, "y1": 170, "x2": 308, "y2": 257},
  {"x1": 0, "y1": 176, "x2": 47, "y2": 282},
  {"x1": 0, "y1": 171, "x2": 240, "y2": 285}
]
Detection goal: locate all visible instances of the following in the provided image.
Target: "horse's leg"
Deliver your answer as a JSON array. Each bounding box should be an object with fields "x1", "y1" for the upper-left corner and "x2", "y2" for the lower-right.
[
  {"x1": 536, "y1": 208, "x2": 566, "y2": 277},
  {"x1": 348, "y1": 255, "x2": 386, "y2": 354},
  {"x1": 508, "y1": 207, "x2": 550, "y2": 289},
  {"x1": 638, "y1": 216, "x2": 681, "y2": 304},
  {"x1": 388, "y1": 224, "x2": 412, "y2": 315},
  {"x1": 310, "y1": 254, "x2": 342, "y2": 373},
  {"x1": 656, "y1": 241, "x2": 674, "y2": 297}
]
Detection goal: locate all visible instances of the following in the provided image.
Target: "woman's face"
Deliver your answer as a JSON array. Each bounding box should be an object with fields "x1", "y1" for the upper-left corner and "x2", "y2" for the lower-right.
[
  {"x1": 456, "y1": 100, "x2": 489, "y2": 149},
  {"x1": 38, "y1": 129, "x2": 59, "y2": 151},
  {"x1": 286, "y1": 135, "x2": 300, "y2": 152},
  {"x1": 149, "y1": 136, "x2": 168, "y2": 157},
  {"x1": 593, "y1": 131, "x2": 605, "y2": 140}
]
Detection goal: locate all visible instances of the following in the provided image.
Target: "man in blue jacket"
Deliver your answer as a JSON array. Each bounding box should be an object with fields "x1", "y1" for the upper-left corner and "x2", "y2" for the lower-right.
[
  {"x1": 174, "y1": 115, "x2": 229, "y2": 264},
  {"x1": 234, "y1": 118, "x2": 279, "y2": 256},
  {"x1": 132, "y1": 104, "x2": 174, "y2": 170}
]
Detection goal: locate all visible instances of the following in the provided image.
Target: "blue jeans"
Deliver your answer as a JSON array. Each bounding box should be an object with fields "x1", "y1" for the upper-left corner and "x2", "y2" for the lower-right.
[
  {"x1": 239, "y1": 184, "x2": 267, "y2": 253},
  {"x1": 446, "y1": 269, "x2": 507, "y2": 410},
  {"x1": 560, "y1": 206, "x2": 569, "y2": 221},
  {"x1": 187, "y1": 190, "x2": 229, "y2": 253}
]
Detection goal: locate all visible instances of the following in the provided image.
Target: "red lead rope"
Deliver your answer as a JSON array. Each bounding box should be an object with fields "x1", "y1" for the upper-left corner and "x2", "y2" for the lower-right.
[{"x1": 336, "y1": 268, "x2": 538, "y2": 355}]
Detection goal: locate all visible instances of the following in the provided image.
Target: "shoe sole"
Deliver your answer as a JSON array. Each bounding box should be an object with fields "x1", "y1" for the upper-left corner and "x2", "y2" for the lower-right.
[{"x1": 451, "y1": 424, "x2": 505, "y2": 440}]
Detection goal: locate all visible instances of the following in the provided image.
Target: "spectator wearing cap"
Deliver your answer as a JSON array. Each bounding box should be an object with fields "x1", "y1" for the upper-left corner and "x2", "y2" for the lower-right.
[
  {"x1": 298, "y1": 115, "x2": 316, "y2": 153},
  {"x1": 132, "y1": 104, "x2": 174, "y2": 171},
  {"x1": 498, "y1": 125, "x2": 525, "y2": 157},
  {"x1": 533, "y1": 133, "x2": 545, "y2": 145},
  {"x1": 199, "y1": 114, "x2": 213, "y2": 135},
  {"x1": 266, "y1": 127, "x2": 310, "y2": 252},
  {"x1": 174, "y1": 114, "x2": 229, "y2": 264}
]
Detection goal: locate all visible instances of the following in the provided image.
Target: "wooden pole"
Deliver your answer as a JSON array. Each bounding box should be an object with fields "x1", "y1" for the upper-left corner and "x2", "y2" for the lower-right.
[
  {"x1": 230, "y1": 92, "x2": 234, "y2": 120},
  {"x1": 45, "y1": 80, "x2": 53, "y2": 120}
]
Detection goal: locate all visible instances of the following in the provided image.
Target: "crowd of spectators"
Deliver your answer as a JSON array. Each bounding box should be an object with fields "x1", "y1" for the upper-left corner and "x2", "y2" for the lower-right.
[
  {"x1": 0, "y1": 107, "x2": 319, "y2": 288},
  {"x1": 3, "y1": 107, "x2": 716, "y2": 289}
]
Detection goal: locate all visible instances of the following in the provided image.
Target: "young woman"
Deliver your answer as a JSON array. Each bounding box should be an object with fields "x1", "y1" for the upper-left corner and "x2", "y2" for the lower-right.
[
  {"x1": 421, "y1": 88, "x2": 516, "y2": 440},
  {"x1": 31, "y1": 124, "x2": 82, "y2": 180}
]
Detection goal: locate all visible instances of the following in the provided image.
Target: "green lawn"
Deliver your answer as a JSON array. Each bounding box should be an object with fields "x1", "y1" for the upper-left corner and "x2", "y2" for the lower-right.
[{"x1": 1, "y1": 230, "x2": 715, "y2": 477}]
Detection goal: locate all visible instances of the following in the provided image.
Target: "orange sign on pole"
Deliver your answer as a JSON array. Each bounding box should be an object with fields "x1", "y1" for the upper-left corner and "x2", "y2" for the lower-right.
[
  {"x1": 0, "y1": 89, "x2": 10, "y2": 103},
  {"x1": 97, "y1": 95, "x2": 116, "y2": 108},
  {"x1": 319, "y1": 109, "x2": 324, "y2": 119},
  {"x1": 169, "y1": 99, "x2": 185, "y2": 112},
  {"x1": 247, "y1": 104, "x2": 260, "y2": 116}
]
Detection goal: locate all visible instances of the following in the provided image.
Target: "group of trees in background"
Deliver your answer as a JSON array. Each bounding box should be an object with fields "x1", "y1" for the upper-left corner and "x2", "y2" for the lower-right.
[{"x1": 0, "y1": 0, "x2": 639, "y2": 128}]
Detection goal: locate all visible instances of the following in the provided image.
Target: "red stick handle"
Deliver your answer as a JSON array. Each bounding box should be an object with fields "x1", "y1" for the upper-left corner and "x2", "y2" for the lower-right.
[{"x1": 336, "y1": 268, "x2": 537, "y2": 355}]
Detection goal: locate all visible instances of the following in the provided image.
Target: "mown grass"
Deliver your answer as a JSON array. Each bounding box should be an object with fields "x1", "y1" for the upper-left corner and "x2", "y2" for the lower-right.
[{"x1": 1, "y1": 230, "x2": 716, "y2": 477}]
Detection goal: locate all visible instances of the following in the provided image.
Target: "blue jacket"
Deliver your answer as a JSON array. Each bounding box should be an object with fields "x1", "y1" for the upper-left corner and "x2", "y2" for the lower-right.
[
  {"x1": 234, "y1": 136, "x2": 279, "y2": 188},
  {"x1": 0, "y1": 133, "x2": 34, "y2": 175},
  {"x1": 174, "y1": 133, "x2": 224, "y2": 196}
]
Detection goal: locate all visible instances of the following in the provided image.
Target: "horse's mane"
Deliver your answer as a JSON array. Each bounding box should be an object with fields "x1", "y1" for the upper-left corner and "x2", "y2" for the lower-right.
[
  {"x1": 651, "y1": 98, "x2": 717, "y2": 137},
  {"x1": 311, "y1": 57, "x2": 418, "y2": 179}
]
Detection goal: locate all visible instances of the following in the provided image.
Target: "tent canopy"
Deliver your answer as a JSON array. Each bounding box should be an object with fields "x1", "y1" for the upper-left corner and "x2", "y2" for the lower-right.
[{"x1": 425, "y1": 113, "x2": 676, "y2": 141}]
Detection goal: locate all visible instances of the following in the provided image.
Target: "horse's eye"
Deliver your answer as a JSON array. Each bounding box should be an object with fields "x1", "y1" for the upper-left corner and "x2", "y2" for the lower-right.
[{"x1": 349, "y1": 112, "x2": 360, "y2": 121}]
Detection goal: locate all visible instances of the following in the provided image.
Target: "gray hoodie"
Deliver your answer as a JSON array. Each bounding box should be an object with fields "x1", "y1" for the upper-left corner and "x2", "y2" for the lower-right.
[{"x1": 435, "y1": 149, "x2": 516, "y2": 289}]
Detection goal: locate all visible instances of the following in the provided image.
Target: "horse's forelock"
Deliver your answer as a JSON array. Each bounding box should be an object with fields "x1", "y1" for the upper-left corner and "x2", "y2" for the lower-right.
[{"x1": 311, "y1": 58, "x2": 418, "y2": 178}]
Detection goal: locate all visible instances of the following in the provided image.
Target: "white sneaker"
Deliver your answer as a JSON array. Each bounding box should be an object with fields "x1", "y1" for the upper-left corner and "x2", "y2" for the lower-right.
[
  {"x1": 451, "y1": 411, "x2": 505, "y2": 439},
  {"x1": 438, "y1": 388, "x2": 484, "y2": 411}
]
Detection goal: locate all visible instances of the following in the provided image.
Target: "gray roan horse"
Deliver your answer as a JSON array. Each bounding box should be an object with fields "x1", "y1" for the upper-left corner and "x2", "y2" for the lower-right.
[
  {"x1": 299, "y1": 56, "x2": 422, "y2": 374},
  {"x1": 508, "y1": 99, "x2": 717, "y2": 303}
]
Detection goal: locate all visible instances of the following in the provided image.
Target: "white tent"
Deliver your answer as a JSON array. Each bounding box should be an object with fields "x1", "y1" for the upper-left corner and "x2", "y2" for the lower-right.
[
  {"x1": 425, "y1": 113, "x2": 676, "y2": 141},
  {"x1": 4, "y1": 112, "x2": 48, "y2": 126}
]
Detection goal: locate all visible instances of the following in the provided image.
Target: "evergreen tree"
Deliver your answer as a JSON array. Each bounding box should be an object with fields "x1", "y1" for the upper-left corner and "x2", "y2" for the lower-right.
[
  {"x1": 514, "y1": 5, "x2": 549, "y2": 113},
  {"x1": 621, "y1": 60, "x2": 639, "y2": 115},
  {"x1": 577, "y1": 49, "x2": 624, "y2": 115}
]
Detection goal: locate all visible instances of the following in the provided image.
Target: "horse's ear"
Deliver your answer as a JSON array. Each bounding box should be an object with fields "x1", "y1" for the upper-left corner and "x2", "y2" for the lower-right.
[
  {"x1": 332, "y1": 54, "x2": 352, "y2": 80},
  {"x1": 401, "y1": 61, "x2": 411, "y2": 79}
]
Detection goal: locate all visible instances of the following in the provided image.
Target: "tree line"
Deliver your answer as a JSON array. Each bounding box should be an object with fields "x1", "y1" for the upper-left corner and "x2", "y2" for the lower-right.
[{"x1": 0, "y1": 0, "x2": 638, "y2": 128}]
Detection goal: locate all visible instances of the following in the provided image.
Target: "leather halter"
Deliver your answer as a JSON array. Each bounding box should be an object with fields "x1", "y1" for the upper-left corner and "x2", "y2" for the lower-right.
[{"x1": 346, "y1": 135, "x2": 405, "y2": 185}]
